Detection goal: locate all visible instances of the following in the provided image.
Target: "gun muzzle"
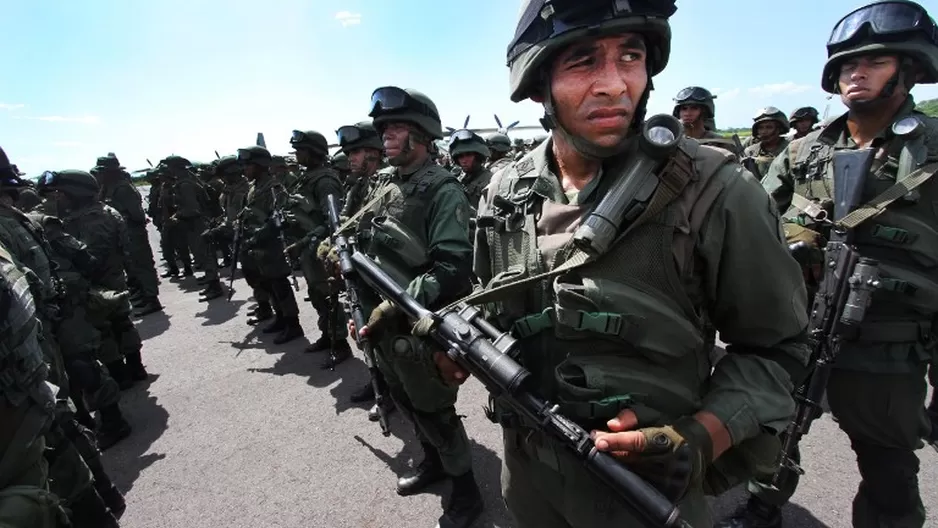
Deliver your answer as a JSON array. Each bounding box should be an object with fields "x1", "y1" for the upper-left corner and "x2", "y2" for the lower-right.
[{"x1": 572, "y1": 114, "x2": 683, "y2": 256}]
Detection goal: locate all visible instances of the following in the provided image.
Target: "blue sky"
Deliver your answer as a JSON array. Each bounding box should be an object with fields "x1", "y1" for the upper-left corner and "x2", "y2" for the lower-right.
[{"x1": 3, "y1": 0, "x2": 937, "y2": 175}]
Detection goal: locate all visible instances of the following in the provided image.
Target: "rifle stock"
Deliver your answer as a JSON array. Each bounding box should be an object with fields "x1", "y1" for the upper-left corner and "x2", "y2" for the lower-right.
[{"x1": 349, "y1": 250, "x2": 690, "y2": 528}]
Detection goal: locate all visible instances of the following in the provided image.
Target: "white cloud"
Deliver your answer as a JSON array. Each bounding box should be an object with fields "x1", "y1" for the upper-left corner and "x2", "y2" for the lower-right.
[
  {"x1": 335, "y1": 11, "x2": 361, "y2": 27},
  {"x1": 15, "y1": 115, "x2": 101, "y2": 124},
  {"x1": 716, "y1": 88, "x2": 741, "y2": 100},
  {"x1": 0, "y1": 103, "x2": 25, "y2": 111},
  {"x1": 748, "y1": 82, "x2": 812, "y2": 96}
]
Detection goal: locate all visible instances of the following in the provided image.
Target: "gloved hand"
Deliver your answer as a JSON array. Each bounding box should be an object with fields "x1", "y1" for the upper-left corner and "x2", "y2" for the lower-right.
[
  {"x1": 366, "y1": 300, "x2": 399, "y2": 339},
  {"x1": 593, "y1": 414, "x2": 708, "y2": 502}
]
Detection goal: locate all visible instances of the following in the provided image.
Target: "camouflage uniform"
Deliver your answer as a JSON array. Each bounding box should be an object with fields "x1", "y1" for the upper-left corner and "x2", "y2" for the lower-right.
[
  {"x1": 742, "y1": 107, "x2": 791, "y2": 177},
  {"x1": 93, "y1": 155, "x2": 163, "y2": 316}
]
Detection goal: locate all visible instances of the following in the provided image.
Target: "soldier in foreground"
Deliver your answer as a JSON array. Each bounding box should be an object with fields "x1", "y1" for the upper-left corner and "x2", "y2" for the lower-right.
[
  {"x1": 722, "y1": 2, "x2": 938, "y2": 527},
  {"x1": 353, "y1": 86, "x2": 483, "y2": 528},
  {"x1": 787, "y1": 107, "x2": 820, "y2": 140},
  {"x1": 435, "y1": 1, "x2": 811, "y2": 526}
]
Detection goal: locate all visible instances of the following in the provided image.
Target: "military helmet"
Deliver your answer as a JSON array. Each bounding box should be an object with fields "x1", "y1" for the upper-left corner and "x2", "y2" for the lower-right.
[
  {"x1": 512, "y1": 137, "x2": 525, "y2": 148},
  {"x1": 336, "y1": 121, "x2": 384, "y2": 153},
  {"x1": 369, "y1": 86, "x2": 444, "y2": 140},
  {"x1": 214, "y1": 155, "x2": 242, "y2": 176},
  {"x1": 91, "y1": 154, "x2": 124, "y2": 174},
  {"x1": 508, "y1": 0, "x2": 676, "y2": 102},
  {"x1": 270, "y1": 155, "x2": 287, "y2": 169},
  {"x1": 822, "y1": 0, "x2": 938, "y2": 93},
  {"x1": 484, "y1": 132, "x2": 513, "y2": 153},
  {"x1": 448, "y1": 129, "x2": 492, "y2": 159},
  {"x1": 0, "y1": 147, "x2": 29, "y2": 190},
  {"x1": 672, "y1": 86, "x2": 716, "y2": 120},
  {"x1": 37, "y1": 170, "x2": 100, "y2": 198},
  {"x1": 751, "y1": 106, "x2": 791, "y2": 135},
  {"x1": 161, "y1": 155, "x2": 193, "y2": 173},
  {"x1": 290, "y1": 130, "x2": 329, "y2": 156},
  {"x1": 331, "y1": 152, "x2": 350, "y2": 171},
  {"x1": 237, "y1": 145, "x2": 272, "y2": 167},
  {"x1": 789, "y1": 106, "x2": 820, "y2": 124}
]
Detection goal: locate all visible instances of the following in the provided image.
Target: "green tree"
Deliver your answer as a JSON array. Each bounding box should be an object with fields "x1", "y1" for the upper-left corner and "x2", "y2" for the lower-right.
[{"x1": 916, "y1": 98, "x2": 938, "y2": 118}]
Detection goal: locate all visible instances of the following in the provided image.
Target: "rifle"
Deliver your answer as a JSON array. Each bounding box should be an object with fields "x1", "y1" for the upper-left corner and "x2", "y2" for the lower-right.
[
  {"x1": 349, "y1": 251, "x2": 690, "y2": 528},
  {"x1": 227, "y1": 213, "x2": 243, "y2": 302},
  {"x1": 271, "y1": 188, "x2": 299, "y2": 292},
  {"x1": 326, "y1": 194, "x2": 391, "y2": 436},
  {"x1": 732, "y1": 134, "x2": 762, "y2": 180}
]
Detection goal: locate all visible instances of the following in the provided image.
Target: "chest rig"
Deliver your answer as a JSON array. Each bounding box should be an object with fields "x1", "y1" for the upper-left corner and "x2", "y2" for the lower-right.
[{"x1": 477, "y1": 141, "x2": 733, "y2": 423}]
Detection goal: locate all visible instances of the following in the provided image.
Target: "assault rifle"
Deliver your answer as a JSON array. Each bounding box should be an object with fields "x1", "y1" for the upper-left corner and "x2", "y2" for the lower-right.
[
  {"x1": 227, "y1": 215, "x2": 243, "y2": 302},
  {"x1": 349, "y1": 251, "x2": 691, "y2": 528},
  {"x1": 271, "y1": 188, "x2": 299, "y2": 292},
  {"x1": 325, "y1": 194, "x2": 391, "y2": 436}
]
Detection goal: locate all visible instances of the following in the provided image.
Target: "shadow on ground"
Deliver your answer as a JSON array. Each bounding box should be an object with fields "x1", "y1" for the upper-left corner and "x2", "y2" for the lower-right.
[
  {"x1": 196, "y1": 298, "x2": 246, "y2": 326},
  {"x1": 134, "y1": 311, "x2": 170, "y2": 341},
  {"x1": 709, "y1": 485, "x2": 831, "y2": 528}
]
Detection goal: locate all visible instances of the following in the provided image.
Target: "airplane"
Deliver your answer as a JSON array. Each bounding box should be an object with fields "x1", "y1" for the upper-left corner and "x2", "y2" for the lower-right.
[{"x1": 444, "y1": 114, "x2": 542, "y2": 136}]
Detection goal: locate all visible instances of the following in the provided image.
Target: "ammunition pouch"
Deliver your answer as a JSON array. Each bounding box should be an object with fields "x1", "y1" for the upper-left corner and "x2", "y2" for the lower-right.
[
  {"x1": 364, "y1": 215, "x2": 430, "y2": 289},
  {"x1": 85, "y1": 288, "x2": 129, "y2": 315}
]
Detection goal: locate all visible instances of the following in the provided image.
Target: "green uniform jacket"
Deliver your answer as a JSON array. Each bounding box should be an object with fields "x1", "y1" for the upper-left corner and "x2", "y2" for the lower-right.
[
  {"x1": 474, "y1": 138, "x2": 810, "y2": 446},
  {"x1": 763, "y1": 96, "x2": 938, "y2": 373},
  {"x1": 361, "y1": 157, "x2": 473, "y2": 309},
  {"x1": 172, "y1": 176, "x2": 208, "y2": 220},
  {"x1": 63, "y1": 203, "x2": 129, "y2": 292},
  {"x1": 240, "y1": 176, "x2": 291, "y2": 278},
  {"x1": 221, "y1": 177, "x2": 250, "y2": 226},
  {"x1": 100, "y1": 180, "x2": 147, "y2": 227},
  {"x1": 744, "y1": 138, "x2": 790, "y2": 178},
  {"x1": 457, "y1": 167, "x2": 494, "y2": 216},
  {"x1": 285, "y1": 166, "x2": 343, "y2": 245}
]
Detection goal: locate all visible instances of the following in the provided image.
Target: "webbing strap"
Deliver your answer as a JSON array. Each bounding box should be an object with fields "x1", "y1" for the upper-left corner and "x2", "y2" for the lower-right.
[
  {"x1": 334, "y1": 184, "x2": 395, "y2": 234},
  {"x1": 453, "y1": 152, "x2": 695, "y2": 308},
  {"x1": 837, "y1": 161, "x2": 938, "y2": 229}
]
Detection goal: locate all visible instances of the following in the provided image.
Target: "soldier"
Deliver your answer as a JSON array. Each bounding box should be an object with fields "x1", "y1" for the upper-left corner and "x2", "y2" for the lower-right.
[
  {"x1": 37, "y1": 170, "x2": 149, "y2": 394},
  {"x1": 331, "y1": 152, "x2": 352, "y2": 185},
  {"x1": 157, "y1": 160, "x2": 193, "y2": 279},
  {"x1": 722, "y1": 2, "x2": 938, "y2": 527},
  {"x1": 743, "y1": 107, "x2": 790, "y2": 177},
  {"x1": 436, "y1": 2, "x2": 812, "y2": 527},
  {"x1": 0, "y1": 236, "x2": 69, "y2": 528},
  {"x1": 271, "y1": 155, "x2": 297, "y2": 188},
  {"x1": 92, "y1": 154, "x2": 163, "y2": 316},
  {"x1": 788, "y1": 106, "x2": 820, "y2": 139},
  {"x1": 449, "y1": 129, "x2": 494, "y2": 215},
  {"x1": 203, "y1": 156, "x2": 249, "y2": 272},
  {"x1": 483, "y1": 132, "x2": 514, "y2": 175},
  {"x1": 337, "y1": 121, "x2": 384, "y2": 219},
  {"x1": 672, "y1": 86, "x2": 723, "y2": 140},
  {"x1": 164, "y1": 156, "x2": 223, "y2": 300},
  {"x1": 353, "y1": 86, "x2": 483, "y2": 528},
  {"x1": 237, "y1": 145, "x2": 304, "y2": 344},
  {"x1": 285, "y1": 130, "x2": 344, "y2": 352},
  {"x1": 11, "y1": 165, "x2": 42, "y2": 212}
]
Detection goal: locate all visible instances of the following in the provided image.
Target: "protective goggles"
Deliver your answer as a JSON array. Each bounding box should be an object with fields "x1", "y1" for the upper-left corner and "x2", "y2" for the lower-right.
[
  {"x1": 39, "y1": 171, "x2": 58, "y2": 186},
  {"x1": 336, "y1": 125, "x2": 377, "y2": 146},
  {"x1": 448, "y1": 129, "x2": 479, "y2": 146},
  {"x1": 828, "y1": 1, "x2": 937, "y2": 48},
  {"x1": 290, "y1": 130, "x2": 313, "y2": 145},
  {"x1": 507, "y1": 0, "x2": 676, "y2": 63},
  {"x1": 237, "y1": 149, "x2": 262, "y2": 163},
  {"x1": 368, "y1": 86, "x2": 440, "y2": 121},
  {"x1": 674, "y1": 86, "x2": 713, "y2": 103}
]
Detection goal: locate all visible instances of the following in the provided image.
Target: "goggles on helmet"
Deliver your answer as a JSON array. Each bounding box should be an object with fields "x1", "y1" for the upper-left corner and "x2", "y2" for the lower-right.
[
  {"x1": 368, "y1": 87, "x2": 440, "y2": 121},
  {"x1": 828, "y1": 1, "x2": 937, "y2": 49},
  {"x1": 674, "y1": 86, "x2": 714, "y2": 103}
]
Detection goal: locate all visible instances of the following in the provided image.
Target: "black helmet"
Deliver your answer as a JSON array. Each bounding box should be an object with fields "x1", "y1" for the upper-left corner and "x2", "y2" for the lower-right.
[
  {"x1": 214, "y1": 155, "x2": 242, "y2": 176},
  {"x1": 672, "y1": 86, "x2": 716, "y2": 120},
  {"x1": 237, "y1": 146, "x2": 272, "y2": 167},
  {"x1": 336, "y1": 121, "x2": 384, "y2": 153},
  {"x1": 37, "y1": 170, "x2": 100, "y2": 198},
  {"x1": 290, "y1": 130, "x2": 329, "y2": 157},
  {"x1": 789, "y1": 106, "x2": 820, "y2": 124},
  {"x1": 448, "y1": 129, "x2": 491, "y2": 159},
  {"x1": 369, "y1": 86, "x2": 444, "y2": 140}
]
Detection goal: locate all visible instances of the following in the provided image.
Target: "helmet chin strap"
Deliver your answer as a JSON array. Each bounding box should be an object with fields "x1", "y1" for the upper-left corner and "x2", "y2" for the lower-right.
[{"x1": 538, "y1": 82, "x2": 650, "y2": 160}]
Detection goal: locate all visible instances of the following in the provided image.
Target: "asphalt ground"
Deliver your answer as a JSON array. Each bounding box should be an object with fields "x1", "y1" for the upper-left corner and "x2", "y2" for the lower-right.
[{"x1": 102, "y1": 226, "x2": 936, "y2": 528}]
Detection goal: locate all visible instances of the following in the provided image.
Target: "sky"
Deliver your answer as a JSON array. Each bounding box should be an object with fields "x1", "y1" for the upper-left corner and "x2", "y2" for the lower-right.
[{"x1": 3, "y1": 0, "x2": 938, "y2": 175}]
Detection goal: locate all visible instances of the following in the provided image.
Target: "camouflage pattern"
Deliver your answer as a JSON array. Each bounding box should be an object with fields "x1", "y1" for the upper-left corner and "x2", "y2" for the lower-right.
[{"x1": 99, "y1": 176, "x2": 160, "y2": 301}]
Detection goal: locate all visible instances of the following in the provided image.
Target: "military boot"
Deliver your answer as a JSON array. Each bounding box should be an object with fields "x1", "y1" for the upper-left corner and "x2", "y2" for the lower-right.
[
  {"x1": 96, "y1": 404, "x2": 132, "y2": 451},
  {"x1": 369, "y1": 399, "x2": 396, "y2": 422},
  {"x1": 247, "y1": 303, "x2": 273, "y2": 325},
  {"x1": 67, "y1": 487, "x2": 120, "y2": 528},
  {"x1": 92, "y1": 471, "x2": 127, "y2": 519},
  {"x1": 397, "y1": 442, "x2": 446, "y2": 496},
  {"x1": 161, "y1": 267, "x2": 180, "y2": 279},
  {"x1": 350, "y1": 383, "x2": 376, "y2": 403},
  {"x1": 182, "y1": 264, "x2": 194, "y2": 277},
  {"x1": 134, "y1": 298, "x2": 164, "y2": 317},
  {"x1": 438, "y1": 471, "x2": 484, "y2": 528},
  {"x1": 263, "y1": 313, "x2": 286, "y2": 334},
  {"x1": 304, "y1": 335, "x2": 331, "y2": 354},
  {"x1": 105, "y1": 360, "x2": 134, "y2": 390},
  {"x1": 715, "y1": 497, "x2": 782, "y2": 528},
  {"x1": 124, "y1": 352, "x2": 149, "y2": 382},
  {"x1": 320, "y1": 340, "x2": 352, "y2": 370},
  {"x1": 199, "y1": 280, "x2": 224, "y2": 302},
  {"x1": 273, "y1": 317, "x2": 304, "y2": 345}
]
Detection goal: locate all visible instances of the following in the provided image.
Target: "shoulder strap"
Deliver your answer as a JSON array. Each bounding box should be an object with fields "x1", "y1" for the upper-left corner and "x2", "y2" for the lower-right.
[
  {"x1": 335, "y1": 183, "x2": 395, "y2": 234},
  {"x1": 455, "y1": 149, "x2": 696, "y2": 308},
  {"x1": 837, "y1": 161, "x2": 938, "y2": 229}
]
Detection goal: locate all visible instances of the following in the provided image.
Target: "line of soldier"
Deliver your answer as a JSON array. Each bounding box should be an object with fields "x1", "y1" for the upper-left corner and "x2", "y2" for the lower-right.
[{"x1": 0, "y1": 149, "x2": 161, "y2": 527}]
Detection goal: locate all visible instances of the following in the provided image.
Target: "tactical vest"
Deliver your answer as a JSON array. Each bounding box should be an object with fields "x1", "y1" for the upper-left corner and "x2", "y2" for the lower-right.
[
  {"x1": 744, "y1": 139, "x2": 789, "y2": 178},
  {"x1": 458, "y1": 168, "x2": 494, "y2": 210},
  {"x1": 0, "y1": 207, "x2": 55, "y2": 299},
  {"x1": 480, "y1": 139, "x2": 734, "y2": 425},
  {"x1": 487, "y1": 157, "x2": 513, "y2": 175},
  {"x1": 786, "y1": 112, "x2": 938, "y2": 324},
  {"x1": 361, "y1": 162, "x2": 454, "y2": 291}
]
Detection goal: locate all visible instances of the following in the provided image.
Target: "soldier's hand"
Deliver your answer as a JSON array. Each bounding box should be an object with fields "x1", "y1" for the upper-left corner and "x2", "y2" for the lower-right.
[
  {"x1": 432, "y1": 351, "x2": 469, "y2": 386},
  {"x1": 591, "y1": 410, "x2": 704, "y2": 501},
  {"x1": 366, "y1": 300, "x2": 398, "y2": 339}
]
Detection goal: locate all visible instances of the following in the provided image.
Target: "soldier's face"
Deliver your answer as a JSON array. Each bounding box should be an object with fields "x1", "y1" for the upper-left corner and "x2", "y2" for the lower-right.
[
  {"x1": 756, "y1": 122, "x2": 779, "y2": 141},
  {"x1": 455, "y1": 153, "x2": 480, "y2": 172},
  {"x1": 792, "y1": 119, "x2": 813, "y2": 135},
  {"x1": 382, "y1": 122, "x2": 420, "y2": 166},
  {"x1": 243, "y1": 164, "x2": 262, "y2": 180},
  {"x1": 348, "y1": 147, "x2": 380, "y2": 176},
  {"x1": 295, "y1": 149, "x2": 313, "y2": 166},
  {"x1": 679, "y1": 105, "x2": 702, "y2": 126},
  {"x1": 546, "y1": 34, "x2": 648, "y2": 148},
  {"x1": 838, "y1": 54, "x2": 901, "y2": 104}
]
